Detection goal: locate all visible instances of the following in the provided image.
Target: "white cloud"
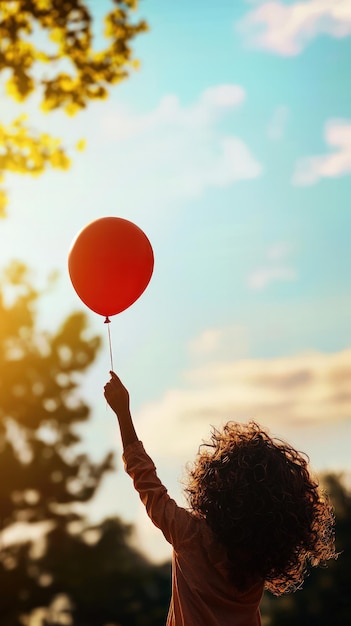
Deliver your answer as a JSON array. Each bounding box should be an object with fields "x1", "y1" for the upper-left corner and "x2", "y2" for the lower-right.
[
  {"x1": 267, "y1": 241, "x2": 292, "y2": 260},
  {"x1": 238, "y1": 0, "x2": 351, "y2": 56},
  {"x1": 248, "y1": 266, "x2": 297, "y2": 290},
  {"x1": 135, "y1": 344, "x2": 351, "y2": 461},
  {"x1": 102, "y1": 85, "x2": 246, "y2": 140},
  {"x1": 200, "y1": 84, "x2": 246, "y2": 108},
  {"x1": 267, "y1": 105, "x2": 289, "y2": 140},
  {"x1": 247, "y1": 242, "x2": 297, "y2": 290},
  {"x1": 292, "y1": 119, "x2": 351, "y2": 185},
  {"x1": 189, "y1": 328, "x2": 223, "y2": 356},
  {"x1": 99, "y1": 85, "x2": 262, "y2": 204},
  {"x1": 188, "y1": 325, "x2": 250, "y2": 360}
]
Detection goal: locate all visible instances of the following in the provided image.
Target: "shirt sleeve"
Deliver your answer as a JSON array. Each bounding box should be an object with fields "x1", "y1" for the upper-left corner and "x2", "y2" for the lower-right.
[{"x1": 123, "y1": 440, "x2": 198, "y2": 551}]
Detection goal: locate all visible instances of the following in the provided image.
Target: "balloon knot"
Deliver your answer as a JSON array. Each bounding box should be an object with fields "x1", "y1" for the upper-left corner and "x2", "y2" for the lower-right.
[{"x1": 104, "y1": 316, "x2": 111, "y2": 324}]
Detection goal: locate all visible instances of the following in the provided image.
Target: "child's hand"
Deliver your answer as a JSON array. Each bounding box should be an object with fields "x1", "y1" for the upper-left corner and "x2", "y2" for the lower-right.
[{"x1": 104, "y1": 371, "x2": 130, "y2": 417}]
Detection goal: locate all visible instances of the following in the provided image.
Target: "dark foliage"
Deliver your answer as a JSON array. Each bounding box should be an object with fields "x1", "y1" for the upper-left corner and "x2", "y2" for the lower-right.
[
  {"x1": 261, "y1": 472, "x2": 351, "y2": 625},
  {"x1": 0, "y1": 263, "x2": 170, "y2": 626}
]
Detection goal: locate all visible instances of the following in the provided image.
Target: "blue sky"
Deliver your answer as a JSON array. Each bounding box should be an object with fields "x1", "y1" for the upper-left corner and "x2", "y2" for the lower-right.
[{"x1": 1, "y1": 0, "x2": 351, "y2": 561}]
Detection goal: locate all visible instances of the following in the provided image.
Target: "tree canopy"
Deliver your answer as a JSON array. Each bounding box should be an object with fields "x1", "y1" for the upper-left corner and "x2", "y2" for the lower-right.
[
  {"x1": 0, "y1": 0, "x2": 147, "y2": 215},
  {"x1": 0, "y1": 0, "x2": 147, "y2": 112}
]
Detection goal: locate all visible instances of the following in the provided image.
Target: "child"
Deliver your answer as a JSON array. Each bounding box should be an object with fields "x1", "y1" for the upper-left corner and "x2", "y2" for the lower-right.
[{"x1": 104, "y1": 371, "x2": 336, "y2": 626}]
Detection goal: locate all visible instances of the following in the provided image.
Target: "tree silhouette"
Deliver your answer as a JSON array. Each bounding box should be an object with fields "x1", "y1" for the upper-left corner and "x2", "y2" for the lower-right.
[
  {"x1": 0, "y1": 262, "x2": 108, "y2": 528},
  {"x1": 261, "y1": 472, "x2": 351, "y2": 625},
  {"x1": 0, "y1": 262, "x2": 171, "y2": 626},
  {"x1": 0, "y1": 0, "x2": 147, "y2": 215}
]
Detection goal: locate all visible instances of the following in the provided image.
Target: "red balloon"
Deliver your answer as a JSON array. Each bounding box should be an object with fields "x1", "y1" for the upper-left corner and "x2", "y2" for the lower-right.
[{"x1": 68, "y1": 217, "x2": 154, "y2": 318}]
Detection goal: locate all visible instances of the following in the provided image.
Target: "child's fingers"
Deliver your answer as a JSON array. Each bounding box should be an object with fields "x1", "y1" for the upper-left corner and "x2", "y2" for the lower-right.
[
  {"x1": 109, "y1": 371, "x2": 125, "y2": 390},
  {"x1": 104, "y1": 380, "x2": 115, "y2": 394}
]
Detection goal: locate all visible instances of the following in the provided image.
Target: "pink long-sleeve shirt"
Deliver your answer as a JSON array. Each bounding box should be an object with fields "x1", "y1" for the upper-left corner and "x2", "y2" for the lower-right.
[{"x1": 123, "y1": 440, "x2": 264, "y2": 626}]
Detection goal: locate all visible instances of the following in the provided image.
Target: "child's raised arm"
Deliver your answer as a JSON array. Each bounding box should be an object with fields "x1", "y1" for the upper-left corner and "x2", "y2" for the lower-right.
[{"x1": 104, "y1": 371, "x2": 138, "y2": 450}]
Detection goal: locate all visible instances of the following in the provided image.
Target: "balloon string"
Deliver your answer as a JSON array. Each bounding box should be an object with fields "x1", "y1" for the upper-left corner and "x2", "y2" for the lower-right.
[{"x1": 104, "y1": 317, "x2": 114, "y2": 372}]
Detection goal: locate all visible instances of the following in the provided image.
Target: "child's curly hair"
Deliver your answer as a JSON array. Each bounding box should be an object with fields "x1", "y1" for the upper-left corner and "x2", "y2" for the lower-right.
[{"x1": 185, "y1": 421, "x2": 337, "y2": 595}]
